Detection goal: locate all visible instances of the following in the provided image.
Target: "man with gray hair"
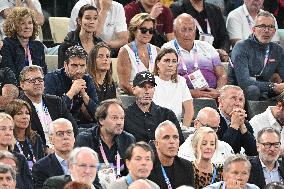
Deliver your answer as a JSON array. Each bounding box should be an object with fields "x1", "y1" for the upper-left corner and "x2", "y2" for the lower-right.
[
  {"x1": 148, "y1": 120, "x2": 194, "y2": 188},
  {"x1": 32, "y1": 118, "x2": 76, "y2": 188},
  {"x1": 43, "y1": 147, "x2": 101, "y2": 189},
  {"x1": 161, "y1": 13, "x2": 227, "y2": 99},
  {"x1": 0, "y1": 163, "x2": 16, "y2": 189},
  {"x1": 178, "y1": 107, "x2": 234, "y2": 164},
  {"x1": 204, "y1": 154, "x2": 259, "y2": 189}
]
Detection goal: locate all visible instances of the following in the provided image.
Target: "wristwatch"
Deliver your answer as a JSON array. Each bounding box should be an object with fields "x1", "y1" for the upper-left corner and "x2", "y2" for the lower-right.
[{"x1": 268, "y1": 82, "x2": 275, "y2": 94}]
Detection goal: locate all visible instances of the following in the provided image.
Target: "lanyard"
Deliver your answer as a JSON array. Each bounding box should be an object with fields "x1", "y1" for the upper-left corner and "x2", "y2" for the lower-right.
[
  {"x1": 161, "y1": 165, "x2": 173, "y2": 189},
  {"x1": 131, "y1": 41, "x2": 154, "y2": 72},
  {"x1": 194, "y1": 19, "x2": 211, "y2": 34},
  {"x1": 35, "y1": 101, "x2": 52, "y2": 130},
  {"x1": 99, "y1": 139, "x2": 121, "y2": 177},
  {"x1": 246, "y1": 15, "x2": 253, "y2": 31},
  {"x1": 24, "y1": 43, "x2": 32, "y2": 66},
  {"x1": 126, "y1": 174, "x2": 133, "y2": 185},
  {"x1": 16, "y1": 138, "x2": 36, "y2": 163},
  {"x1": 211, "y1": 165, "x2": 217, "y2": 184},
  {"x1": 255, "y1": 45, "x2": 270, "y2": 77}
]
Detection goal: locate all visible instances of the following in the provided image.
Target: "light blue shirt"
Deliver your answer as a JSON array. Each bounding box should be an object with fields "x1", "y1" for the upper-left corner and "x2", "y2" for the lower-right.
[
  {"x1": 260, "y1": 159, "x2": 283, "y2": 184},
  {"x1": 55, "y1": 153, "x2": 69, "y2": 175},
  {"x1": 204, "y1": 181, "x2": 260, "y2": 189}
]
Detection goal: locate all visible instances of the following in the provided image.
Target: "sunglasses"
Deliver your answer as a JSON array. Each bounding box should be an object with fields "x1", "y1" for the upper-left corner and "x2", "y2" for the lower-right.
[{"x1": 139, "y1": 27, "x2": 155, "y2": 34}]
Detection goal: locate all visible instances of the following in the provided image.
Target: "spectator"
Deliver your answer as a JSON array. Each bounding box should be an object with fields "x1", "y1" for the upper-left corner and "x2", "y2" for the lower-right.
[
  {"x1": 44, "y1": 45, "x2": 99, "y2": 127},
  {"x1": 217, "y1": 85, "x2": 257, "y2": 155},
  {"x1": 32, "y1": 118, "x2": 75, "y2": 189},
  {"x1": 128, "y1": 179, "x2": 153, "y2": 189},
  {"x1": 58, "y1": 4, "x2": 103, "y2": 68},
  {"x1": 162, "y1": 13, "x2": 227, "y2": 99},
  {"x1": 19, "y1": 65, "x2": 78, "y2": 149},
  {"x1": 148, "y1": 120, "x2": 195, "y2": 188},
  {"x1": 87, "y1": 43, "x2": 116, "y2": 102},
  {"x1": 0, "y1": 67, "x2": 17, "y2": 95},
  {"x1": 75, "y1": 99, "x2": 135, "y2": 187},
  {"x1": 117, "y1": 13, "x2": 159, "y2": 95},
  {"x1": 69, "y1": 0, "x2": 128, "y2": 55},
  {"x1": 191, "y1": 127, "x2": 223, "y2": 189},
  {"x1": 5, "y1": 99, "x2": 44, "y2": 167},
  {"x1": 248, "y1": 128, "x2": 284, "y2": 188},
  {"x1": 228, "y1": 11, "x2": 284, "y2": 101},
  {"x1": 124, "y1": 71, "x2": 184, "y2": 143},
  {"x1": 1, "y1": 7, "x2": 47, "y2": 82},
  {"x1": 152, "y1": 48, "x2": 194, "y2": 129},
  {"x1": 64, "y1": 181, "x2": 91, "y2": 189},
  {"x1": 0, "y1": 113, "x2": 33, "y2": 189},
  {"x1": 124, "y1": 0, "x2": 174, "y2": 47},
  {"x1": 0, "y1": 84, "x2": 19, "y2": 112},
  {"x1": 178, "y1": 107, "x2": 234, "y2": 165},
  {"x1": 43, "y1": 147, "x2": 101, "y2": 189},
  {"x1": 109, "y1": 142, "x2": 159, "y2": 189},
  {"x1": 0, "y1": 163, "x2": 16, "y2": 189},
  {"x1": 170, "y1": 0, "x2": 230, "y2": 59},
  {"x1": 204, "y1": 154, "x2": 260, "y2": 189},
  {"x1": 249, "y1": 92, "x2": 284, "y2": 153},
  {"x1": 226, "y1": 0, "x2": 279, "y2": 47},
  {"x1": 0, "y1": 0, "x2": 44, "y2": 38}
]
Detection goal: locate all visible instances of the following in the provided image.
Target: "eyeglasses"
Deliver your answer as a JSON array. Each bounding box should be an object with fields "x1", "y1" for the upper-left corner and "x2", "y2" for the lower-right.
[
  {"x1": 55, "y1": 130, "x2": 73, "y2": 137},
  {"x1": 259, "y1": 142, "x2": 281, "y2": 149},
  {"x1": 197, "y1": 120, "x2": 220, "y2": 132},
  {"x1": 73, "y1": 163, "x2": 97, "y2": 170},
  {"x1": 139, "y1": 27, "x2": 155, "y2": 34},
  {"x1": 24, "y1": 77, "x2": 44, "y2": 84},
  {"x1": 254, "y1": 24, "x2": 275, "y2": 31}
]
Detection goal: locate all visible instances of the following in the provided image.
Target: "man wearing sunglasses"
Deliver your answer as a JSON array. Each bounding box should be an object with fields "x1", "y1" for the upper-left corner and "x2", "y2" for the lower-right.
[
  {"x1": 229, "y1": 11, "x2": 284, "y2": 101},
  {"x1": 248, "y1": 127, "x2": 284, "y2": 188},
  {"x1": 178, "y1": 107, "x2": 234, "y2": 165}
]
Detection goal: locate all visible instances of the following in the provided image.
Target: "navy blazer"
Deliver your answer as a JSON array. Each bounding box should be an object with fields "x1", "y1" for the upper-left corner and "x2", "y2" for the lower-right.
[
  {"x1": 217, "y1": 112, "x2": 258, "y2": 156},
  {"x1": 20, "y1": 94, "x2": 78, "y2": 145},
  {"x1": 248, "y1": 156, "x2": 284, "y2": 188},
  {"x1": 32, "y1": 153, "x2": 64, "y2": 189}
]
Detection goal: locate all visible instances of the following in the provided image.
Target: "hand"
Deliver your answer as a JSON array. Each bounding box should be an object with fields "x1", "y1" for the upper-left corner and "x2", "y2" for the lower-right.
[
  {"x1": 206, "y1": 88, "x2": 220, "y2": 99},
  {"x1": 216, "y1": 49, "x2": 229, "y2": 62},
  {"x1": 274, "y1": 83, "x2": 284, "y2": 94},
  {"x1": 230, "y1": 108, "x2": 247, "y2": 130},
  {"x1": 150, "y1": 2, "x2": 163, "y2": 18},
  {"x1": 99, "y1": 0, "x2": 112, "y2": 11},
  {"x1": 15, "y1": 0, "x2": 23, "y2": 6},
  {"x1": 226, "y1": 179, "x2": 243, "y2": 189},
  {"x1": 68, "y1": 79, "x2": 86, "y2": 98}
]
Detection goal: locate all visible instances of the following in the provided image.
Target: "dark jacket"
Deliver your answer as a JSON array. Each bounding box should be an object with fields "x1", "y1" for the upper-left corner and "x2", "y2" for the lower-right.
[
  {"x1": 13, "y1": 152, "x2": 33, "y2": 189},
  {"x1": 32, "y1": 153, "x2": 65, "y2": 189},
  {"x1": 148, "y1": 156, "x2": 195, "y2": 188},
  {"x1": 57, "y1": 30, "x2": 103, "y2": 68},
  {"x1": 0, "y1": 67, "x2": 17, "y2": 93},
  {"x1": 170, "y1": 0, "x2": 230, "y2": 51},
  {"x1": 20, "y1": 94, "x2": 78, "y2": 145},
  {"x1": 217, "y1": 112, "x2": 258, "y2": 156},
  {"x1": 0, "y1": 37, "x2": 47, "y2": 82},
  {"x1": 44, "y1": 68, "x2": 99, "y2": 125},
  {"x1": 75, "y1": 125, "x2": 135, "y2": 160},
  {"x1": 248, "y1": 156, "x2": 284, "y2": 189}
]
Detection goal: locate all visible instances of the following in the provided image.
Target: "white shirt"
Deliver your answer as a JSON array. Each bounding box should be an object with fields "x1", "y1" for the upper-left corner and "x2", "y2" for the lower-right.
[
  {"x1": 226, "y1": 4, "x2": 279, "y2": 42},
  {"x1": 69, "y1": 0, "x2": 127, "y2": 41},
  {"x1": 153, "y1": 75, "x2": 192, "y2": 122},
  {"x1": 249, "y1": 106, "x2": 284, "y2": 148},
  {"x1": 178, "y1": 134, "x2": 234, "y2": 165},
  {"x1": 0, "y1": 0, "x2": 43, "y2": 37}
]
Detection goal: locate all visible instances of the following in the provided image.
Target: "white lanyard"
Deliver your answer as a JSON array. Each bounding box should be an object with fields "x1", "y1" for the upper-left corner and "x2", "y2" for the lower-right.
[{"x1": 194, "y1": 19, "x2": 211, "y2": 34}]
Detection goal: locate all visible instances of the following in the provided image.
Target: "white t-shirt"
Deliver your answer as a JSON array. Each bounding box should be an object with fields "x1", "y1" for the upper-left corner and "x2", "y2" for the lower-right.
[
  {"x1": 69, "y1": 0, "x2": 127, "y2": 41},
  {"x1": 226, "y1": 4, "x2": 279, "y2": 42},
  {"x1": 153, "y1": 75, "x2": 192, "y2": 122}
]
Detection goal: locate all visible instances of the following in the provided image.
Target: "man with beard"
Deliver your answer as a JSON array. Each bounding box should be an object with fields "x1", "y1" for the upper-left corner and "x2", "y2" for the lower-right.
[
  {"x1": 109, "y1": 142, "x2": 159, "y2": 189},
  {"x1": 217, "y1": 85, "x2": 257, "y2": 156},
  {"x1": 248, "y1": 127, "x2": 284, "y2": 188},
  {"x1": 148, "y1": 120, "x2": 194, "y2": 188},
  {"x1": 32, "y1": 118, "x2": 76, "y2": 189},
  {"x1": 124, "y1": 71, "x2": 184, "y2": 143},
  {"x1": 44, "y1": 45, "x2": 99, "y2": 126},
  {"x1": 19, "y1": 65, "x2": 77, "y2": 150},
  {"x1": 75, "y1": 99, "x2": 135, "y2": 187},
  {"x1": 250, "y1": 92, "x2": 284, "y2": 154}
]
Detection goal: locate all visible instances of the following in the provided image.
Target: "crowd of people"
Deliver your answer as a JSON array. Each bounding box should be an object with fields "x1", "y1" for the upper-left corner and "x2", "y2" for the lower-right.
[{"x1": 0, "y1": 0, "x2": 284, "y2": 188}]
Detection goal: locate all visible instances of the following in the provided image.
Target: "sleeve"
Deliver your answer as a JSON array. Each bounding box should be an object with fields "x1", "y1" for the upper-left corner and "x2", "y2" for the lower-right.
[
  {"x1": 44, "y1": 73, "x2": 59, "y2": 95},
  {"x1": 31, "y1": 0, "x2": 43, "y2": 14},
  {"x1": 114, "y1": 3, "x2": 127, "y2": 33},
  {"x1": 32, "y1": 162, "x2": 49, "y2": 189},
  {"x1": 85, "y1": 76, "x2": 100, "y2": 120},
  {"x1": 59, "y1": 97, "x2": 78, "y2": 136},
  {"x1": 165, "y1": 109, "x2": 185, "y2": 144},
  {"x1": 34, "y1": 134, "x2": 45, "y2": 160},
  {"x1": 220, "y1": 127, "x2": 242, "y2": 153},
  {"x1": 169, "y1": 2, "x2": 183, "y2": 18},
  {"x1": 0, "y1": 39, "x2": 17, "y2": 76},
  {"x1": 124, "y1": 3, "x2": 137, "y2": 26},
  {"x1": 17, "y1": 154, "x2": 33, "y2": 189},
  {"x1": 74, "y1": 132, "x2": 91, "y2": 148},
  {"x1": 276, "y1": 48, "x2": 284, "y2": 80},
  {"x1": 69, "y1": 6, "x2": 79, "y2": 31},
  {"x1": 241, "y1": 122, "x2": 257, "y2": 156},
  {"x1": 231, "y1": 42, "x2": 270, "y2": 92},
  {"x1": 226, "y1": 11, "x2": 243, "y2": 40},
  {"x1": 3, "y1": 67, "x2": 17, "y2": 85},
  {"x1": 162, "y1": 7, "x2": 174, "y2": 34},
  {"x1": 0, "y1": 1, "x2": 11, "y2": 13},
  {"x1": 180, "y1": 76, "x2": 192, "y2": 102}
]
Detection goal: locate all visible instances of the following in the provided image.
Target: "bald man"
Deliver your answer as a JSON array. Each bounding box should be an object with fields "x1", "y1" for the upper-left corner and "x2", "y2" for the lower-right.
[
  {"x1": 178, "y1": 107, "x2": 234, "y2": 165},
  {"x1": 128, "y1": 179, "x2": 152, "y2": 189}
]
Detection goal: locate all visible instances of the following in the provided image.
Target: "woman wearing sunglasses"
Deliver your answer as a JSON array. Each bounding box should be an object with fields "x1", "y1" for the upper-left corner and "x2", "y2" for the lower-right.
[{"x1": 117, "y1": 13, "x2": 160, "y2": 95}]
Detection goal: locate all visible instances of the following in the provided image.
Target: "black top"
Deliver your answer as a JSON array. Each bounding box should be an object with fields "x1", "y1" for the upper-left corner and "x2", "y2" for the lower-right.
[
  {"x1": 124, "y1": 102, "x2": 185, "y2": 144},
  {"x1": 148, "y1": 156, "x2": 195, "y2": 188},
  {"x1": 0, "y1": 67, "x2": 17, "y2": 94},
  {"x1": 95, "y1": 80, "x2": 116, "y2": 102}
]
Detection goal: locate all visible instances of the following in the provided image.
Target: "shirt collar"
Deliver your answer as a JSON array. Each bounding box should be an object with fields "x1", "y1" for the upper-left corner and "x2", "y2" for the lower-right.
[
  {"x1": 243, "y1": 4, "x2": 250, "y2": 17},
  {"x1": 266, "y1": 106, "x2": 281, "y2": 128},
  {"x1": 260, "y1": 157, "x2": 280, "y2": 171},
  {"x1": 55, "y1": 153, "x2": 65, "y2": 164}
]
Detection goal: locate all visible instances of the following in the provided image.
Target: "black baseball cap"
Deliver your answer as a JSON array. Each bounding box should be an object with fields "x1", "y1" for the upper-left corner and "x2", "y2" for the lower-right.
[{"x1": 133, "y1": 71, "x2": 157, "y2": 87}]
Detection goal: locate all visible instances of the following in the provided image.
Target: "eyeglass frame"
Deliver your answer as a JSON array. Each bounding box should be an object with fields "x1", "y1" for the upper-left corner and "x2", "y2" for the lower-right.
[
  {"x1": 53, "y1": 130, "x2": 74, "y2": 137},
  {"x1": 254, "y1": 24, "x2": 276, "y2": 31},
  {"x1": 196, "y1": 119, "x2": 220, "y2": 132},
  {"x1": 23, "y1": 77, "x2": 44, "y2": 84},
  {"x1": 258, "y1": 142, "x2": 281, "y2": 149}
]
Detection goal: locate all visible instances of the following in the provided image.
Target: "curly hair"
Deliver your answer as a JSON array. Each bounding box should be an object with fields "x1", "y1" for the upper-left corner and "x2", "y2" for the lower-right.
[
  {"x1": 3, "y1": 7, "x2": 39, "y2": 40},
  {"x1": 128, "y1": 13, "x2": 156, "y2": 42}
]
